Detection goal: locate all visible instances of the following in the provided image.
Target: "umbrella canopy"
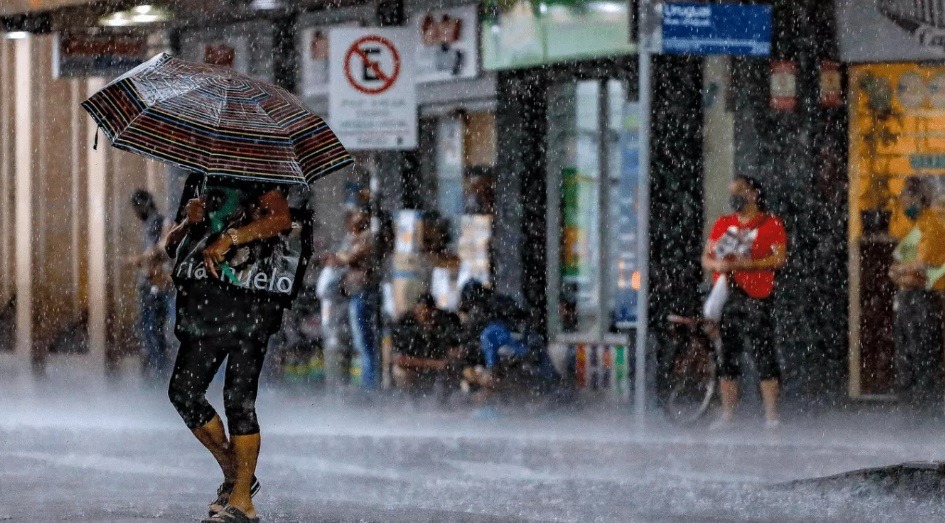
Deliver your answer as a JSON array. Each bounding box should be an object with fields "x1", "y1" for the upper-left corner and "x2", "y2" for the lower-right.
[{"x1": 81, "y1": 53, "x2": 352, "y2": 185}]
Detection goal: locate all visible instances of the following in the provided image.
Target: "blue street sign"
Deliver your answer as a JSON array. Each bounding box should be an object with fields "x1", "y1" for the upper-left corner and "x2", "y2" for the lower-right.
[{"x1": 659, "y1": 3, "x2": 772, "y2": 56}]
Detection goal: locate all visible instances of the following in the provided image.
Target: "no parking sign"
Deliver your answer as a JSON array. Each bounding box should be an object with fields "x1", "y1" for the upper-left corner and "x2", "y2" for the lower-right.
[{"x1": 329, "y1": 28, "x2": 417, "y2": 150}]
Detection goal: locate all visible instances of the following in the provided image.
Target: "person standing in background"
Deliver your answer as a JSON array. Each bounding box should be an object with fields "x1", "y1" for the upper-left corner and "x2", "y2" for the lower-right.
[
  {"x1": 888, "y1": 176, "x2": 945, "y2": 415},
  {"x1": 327, "y1": 206, "x2": 381, "y2": 393},
  {"x1": 701, "y1": 176, "x2": 788, "y2": 430},
  {"x1": 129, "y1": 189, "x2": 172, "y2": 383}
]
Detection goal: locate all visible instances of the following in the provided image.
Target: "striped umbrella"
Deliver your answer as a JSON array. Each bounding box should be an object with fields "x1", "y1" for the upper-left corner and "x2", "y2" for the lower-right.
[{"x1": 81, "y1": 53, "x2": 352, "y2": 185}]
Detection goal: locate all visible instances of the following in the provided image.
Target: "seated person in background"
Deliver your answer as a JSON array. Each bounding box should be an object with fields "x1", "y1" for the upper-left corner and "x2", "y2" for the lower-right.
[
  {"x1": 392, "y1": 293, "x2": 464, "y2": 397},
  {"x1": 457, "y1": 281, "x2": 560, "y2": 403}
]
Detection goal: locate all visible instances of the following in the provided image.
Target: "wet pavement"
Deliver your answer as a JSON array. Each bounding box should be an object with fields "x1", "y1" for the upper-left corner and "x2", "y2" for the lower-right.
[{"x1": 3, "y1": 383, "x2": 945, "y2": 522}]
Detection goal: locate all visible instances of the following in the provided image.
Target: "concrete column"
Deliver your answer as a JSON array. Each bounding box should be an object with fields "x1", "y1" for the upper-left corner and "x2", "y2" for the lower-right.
[
  {"x1": 0, "y1": 39, "x2": 12, "y2": 303},
  {"x1": 702, "y1": 55, "x2": 734, "y2": 238},
  {"x1": 86, "y1": 78, "x2": 108, "y2": 373},
  {"x1": 70, "y1": 81, "x2": 83, "y2": 317},
  {"x1": 13, "y1": 36, "x2": 33, "y2": 374}
]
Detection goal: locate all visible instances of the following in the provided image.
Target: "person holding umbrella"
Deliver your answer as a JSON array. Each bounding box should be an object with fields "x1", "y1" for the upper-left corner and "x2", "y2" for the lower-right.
[{"x1": 83, "y1": 54, "x2": 352, "y2": 523}]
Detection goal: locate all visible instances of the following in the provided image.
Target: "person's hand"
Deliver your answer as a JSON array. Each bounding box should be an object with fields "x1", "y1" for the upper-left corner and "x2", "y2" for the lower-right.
[
  {"x1": 321, "y1": 253, "x2": 340, "y2": 266},
  {"x1": 709, "y1": 258, "x2": 733, "y2": 273},
  {"x1": 185, "y1": 198, "x2": 206, "y2": 224},
  {"x1": 900, "y1": 268, "x2": 927, "y2": 289},
  {"x1": 888, "y1": 263, "x2": 902, "y2": 282},
  {"x1": 728, "y1": 257, "x2": 753, "y2": 271},
  {"x1": 202, "y1": 235, "x2": 234, "y2": 279}
]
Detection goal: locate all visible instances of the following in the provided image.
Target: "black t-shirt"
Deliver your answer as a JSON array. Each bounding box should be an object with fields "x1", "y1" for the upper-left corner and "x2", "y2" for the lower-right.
[
  {"x1": 171, "y1": 173, "x2": 289, "y2": 341},
  {"x1": 393, "y1": 310, "x2": 462, "y2": 360}
]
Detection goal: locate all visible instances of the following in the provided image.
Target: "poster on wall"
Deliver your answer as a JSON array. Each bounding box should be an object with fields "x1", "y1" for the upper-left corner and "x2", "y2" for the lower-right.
[
  {"x1": 300, "y1": 23, "x2": 359, "y2": 98},
  {"x1": 329, "y1": 27, "x2": 417, "y2": 150},
  {"x1": 612, "y1": 102, "x2": 641, "y2": 328},
  {"x1": 849, "y1": 63, "x2": 945, "y2": 238},
  {"x1": 838, "y1": 0, "x2": 945, "y2": 61},
  {"x1": 203, "y1": 37, "x2": 249, "y2": 74},
  {"x1": 411, "y1": 5, "x2": 479, "y2": 82}
]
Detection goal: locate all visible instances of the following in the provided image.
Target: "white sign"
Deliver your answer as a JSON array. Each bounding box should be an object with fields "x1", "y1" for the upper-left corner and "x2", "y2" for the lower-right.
[
  {"x1": 837, "y1": 0, "x2": 945, "y2": 61},
  {"x1": 329, "y1": 27, "x2": 417, "y2": 150},
  {"x1": 410, "y1": 5, "x2": 479, "y2": 83}
]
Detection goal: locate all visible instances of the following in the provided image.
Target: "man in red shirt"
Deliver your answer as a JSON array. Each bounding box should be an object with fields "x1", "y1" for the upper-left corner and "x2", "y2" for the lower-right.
[{"x1": 701, "y1": 176, "x2": 788, "y2": 429}]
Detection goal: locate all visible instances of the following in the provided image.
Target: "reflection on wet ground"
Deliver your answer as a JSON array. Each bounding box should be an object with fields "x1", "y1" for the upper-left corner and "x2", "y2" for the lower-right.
[{"x1": 3, "y1": 384, "x2": 945, "y2": 522}]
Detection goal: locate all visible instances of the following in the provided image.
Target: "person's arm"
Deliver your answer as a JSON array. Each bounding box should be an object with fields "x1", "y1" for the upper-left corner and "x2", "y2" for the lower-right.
[
  {"x1": 701, "y1": 239, "x2": 723, "y2": 273},
  {"x1": 202, "y1": 189, "x2": 292, "y2": 277},
  {"x1": 163, "y1": 198, "x2": 207, "y2": 257},
  {"x1": 893, "y1": 217, "x2": 945, "y2": 287},
  {"x1": 729, "y1": 243, "x2": 787, "y2": 271},
  {"x1": 702, "y1": 218, "x2": 728, "y2": 273},
  {"x1": 335, "y1": 231, "x2": 372, "y2": 267}
]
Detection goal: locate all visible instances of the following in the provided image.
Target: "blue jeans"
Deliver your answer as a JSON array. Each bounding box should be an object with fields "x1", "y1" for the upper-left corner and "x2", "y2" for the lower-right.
[
  {"x1": 139, "y1": 287, "x2": 171, "y2": 380},
  {"x1": 480, "y1": 321, "x2": 559, "y2": 390},
  {"x1": 349, "y1": 289, "x2": 379, "y2": 390}
]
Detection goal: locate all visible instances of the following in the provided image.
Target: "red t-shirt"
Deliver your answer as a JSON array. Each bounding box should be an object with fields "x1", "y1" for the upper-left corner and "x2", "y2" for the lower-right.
[{"x1": 708, "y1": 213, "x2": 787, "y2": 299}]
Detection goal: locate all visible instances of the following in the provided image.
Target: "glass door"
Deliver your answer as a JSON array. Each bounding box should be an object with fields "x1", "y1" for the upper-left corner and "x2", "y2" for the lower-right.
[{"x1": 547, "y1": 78, "x2": 639, "y2": 341}]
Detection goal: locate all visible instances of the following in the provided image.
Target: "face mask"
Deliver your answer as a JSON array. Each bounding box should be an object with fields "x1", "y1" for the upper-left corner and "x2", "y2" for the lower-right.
[
  {"x1": 730, "y1": 195, "x2": 748, "y2": 213},
  {"x1": 905, "y1": 204, "x2": 922, "y2": 221}
]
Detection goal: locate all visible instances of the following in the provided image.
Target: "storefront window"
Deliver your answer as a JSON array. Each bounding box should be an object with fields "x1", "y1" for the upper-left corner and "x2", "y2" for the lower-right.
[
  {"x1": 420, "y1": 111, "x2": 497, "y2": 246},
  {"x1": 436, "y1": 115, "x2": 466, "y2": 232},
  {"x1": 548, "y1": 78, "x2": 636, "y2": 340}
]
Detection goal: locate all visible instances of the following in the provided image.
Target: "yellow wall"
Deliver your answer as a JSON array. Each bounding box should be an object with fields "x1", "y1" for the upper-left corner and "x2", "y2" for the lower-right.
[{"x1": 849, "y1": 63, "x2": 945, "y2": 240}]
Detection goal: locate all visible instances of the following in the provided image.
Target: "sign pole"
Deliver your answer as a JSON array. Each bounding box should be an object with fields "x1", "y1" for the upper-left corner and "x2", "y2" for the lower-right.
[{"x1": 634, "y1": 0, "x2": 653, "y2": 423}]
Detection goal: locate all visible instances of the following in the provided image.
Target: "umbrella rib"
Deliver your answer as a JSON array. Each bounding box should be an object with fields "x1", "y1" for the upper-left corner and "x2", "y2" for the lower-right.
[
  {"x1": 254, "y1": 102, "x2": 302, "y2": 178},
  {"x1": 207, "y1": 81, "x2": 227, "y2": 178},
  {"x1": 113, "y1": 80, "x2": 212, "y2": 148}
]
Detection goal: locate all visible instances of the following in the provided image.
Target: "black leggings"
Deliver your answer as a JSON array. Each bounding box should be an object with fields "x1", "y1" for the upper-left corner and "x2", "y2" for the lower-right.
[
  {"x1": 168, "y1": 335, "x2": 268, "y2": 436},
  {"x1": 717, "y1": 290, "x2": 780, "y2": 381}
]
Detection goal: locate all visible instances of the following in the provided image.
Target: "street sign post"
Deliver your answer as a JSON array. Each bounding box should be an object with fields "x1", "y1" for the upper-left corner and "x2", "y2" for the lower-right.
[
  {"x1": 635, "y1": 0, "x2": 655, "y2": 424},
  {"x1": 654, "y1": 2, "x2": 772, "y2": 57},
  {"x1": 329, "y1": 28, "x2": 417, "y2": 150}
]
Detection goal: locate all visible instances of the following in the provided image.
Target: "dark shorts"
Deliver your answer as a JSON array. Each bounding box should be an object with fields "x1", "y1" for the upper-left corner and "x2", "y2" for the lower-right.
[
  {"x1": 167, "y1": 334, "x2": 270, "y2": 436},
  {"x1": 717, "y1": 289, "x2": 780, "y2": 381}
]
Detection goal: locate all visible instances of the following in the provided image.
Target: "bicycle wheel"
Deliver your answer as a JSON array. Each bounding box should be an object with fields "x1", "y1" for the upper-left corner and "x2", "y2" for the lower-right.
[{"x1": 658, "y1": 327, "x2": 717, "y2": 425}]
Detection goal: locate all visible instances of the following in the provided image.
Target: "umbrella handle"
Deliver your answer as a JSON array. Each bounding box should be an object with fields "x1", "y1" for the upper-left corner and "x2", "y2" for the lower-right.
[{"x1": 93, "y1": 128, "x2": 99, "y2": 151}]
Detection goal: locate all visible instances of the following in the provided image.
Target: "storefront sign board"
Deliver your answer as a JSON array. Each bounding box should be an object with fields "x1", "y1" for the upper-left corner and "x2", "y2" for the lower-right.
[
  {"x1": 329, "y1": 27, "x2": 417, "y2": 150},
  {"x1": 53, "y1": 33, "x2": 146, "y2": 79},
  {"x1": 481, "y1": 0, "x2": 634, "y2": 70},
  {"x1": 838, "y1": 0, "x2": 945, "y2": 62}
]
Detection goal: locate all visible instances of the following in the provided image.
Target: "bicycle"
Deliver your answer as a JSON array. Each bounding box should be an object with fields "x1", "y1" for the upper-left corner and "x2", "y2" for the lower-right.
[{"x1": 655, "y1": 314, "x2": 722, "y2": 425}]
